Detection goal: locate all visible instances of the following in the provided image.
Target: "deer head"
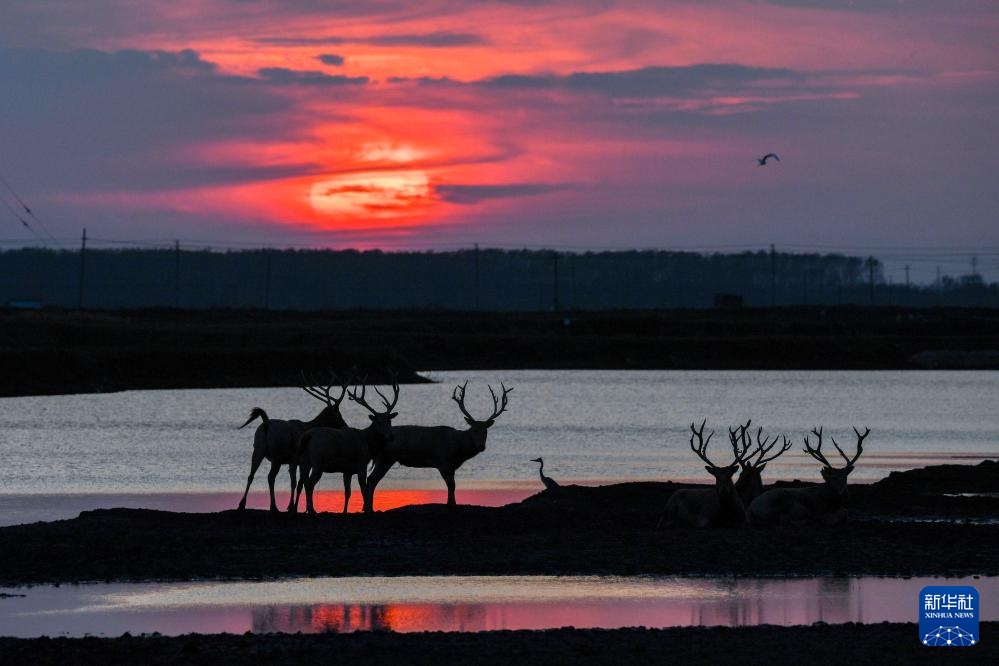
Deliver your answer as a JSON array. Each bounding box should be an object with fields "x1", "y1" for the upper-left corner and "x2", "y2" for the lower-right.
[
  {"x1": 803, "y1": 426, "x2": 869, "y2": 494},
  {"x1": 452, "y1": 381, "x2": 513, "y2": 452},
  {"x1": 348, "y1": 377, "x2": 400, "y2": 444},
  {"x1": 689, "y1": 419, "x2": 747, "y2": 497},
  {"x1": 732, "y1": 421, "x2": 792, "y2": 502}
]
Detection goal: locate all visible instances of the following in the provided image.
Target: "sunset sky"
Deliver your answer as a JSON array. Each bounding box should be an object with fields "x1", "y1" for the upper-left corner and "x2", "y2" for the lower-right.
[{"x1": 1, "y1": 1, "x2": 997, "y2": 279}]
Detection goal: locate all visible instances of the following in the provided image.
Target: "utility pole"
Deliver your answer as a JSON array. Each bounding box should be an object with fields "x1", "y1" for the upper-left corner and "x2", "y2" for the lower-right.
[
  {"x1": 904, "y1": 264, "x2": 910, "y2": 288},
  {"x1": 867, "y1": 255, "x2": 876, "y2": 306},
  {"x1": 569, "y1": 254, "x2": 577, "y2": 310},
  {"x1": 174, "y1": 239, "x2": 181, "y2": 309},
  {"x1": 473, "y1": 243, "x2": 480, "y2": 310},
  {"x1": 971, "y1": 254, "x2": 978, "y2": 276},
  {"x1": 77, "y1": 227, "x2": 87, "y2": 309},
  {"x1": 552, "y1": 251, "x2": 560, "y2": 312},
  {"x1": 263, "y1": 250, "x2": 272, "y2": 310},
  {"x1": 769, "y1": 243, "x2": 777, "y2": 307}
]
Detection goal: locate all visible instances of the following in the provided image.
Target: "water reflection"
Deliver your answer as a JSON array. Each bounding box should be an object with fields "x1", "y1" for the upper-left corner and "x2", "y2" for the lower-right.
[
  {"x1": 1, "y1": 576, "x2": 993, "y2": 638},
  {"x1": 0, "y1": 488, "x2": 533, "y2": 526}
]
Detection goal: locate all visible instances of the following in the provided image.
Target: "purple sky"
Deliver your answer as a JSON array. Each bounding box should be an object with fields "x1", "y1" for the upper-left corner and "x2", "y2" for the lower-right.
[{"x1": 0, "y1": 1, "x2": 997, "y2": 281}]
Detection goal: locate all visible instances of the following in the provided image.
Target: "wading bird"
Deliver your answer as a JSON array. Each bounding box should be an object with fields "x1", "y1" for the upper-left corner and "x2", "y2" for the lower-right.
[
  {"x1": 757, "y1": 153, "x2": 780, "y2": 166},
  {"x1": 531, "y1": 457, "x2": 560, "y2": 490}
]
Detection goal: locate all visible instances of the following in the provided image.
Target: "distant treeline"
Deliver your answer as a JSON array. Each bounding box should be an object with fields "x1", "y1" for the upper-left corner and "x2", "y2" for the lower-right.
[{"x1": 0, "y1": 247, "x2": 996, "y2": 310}]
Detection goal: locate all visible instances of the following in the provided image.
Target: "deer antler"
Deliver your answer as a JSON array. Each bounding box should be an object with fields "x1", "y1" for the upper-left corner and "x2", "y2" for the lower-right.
[
  {"x1": 300, "y1": 369, "x2": 349, "y2": 406},
  {"x1": 486, "y1": 383, "x2": 513, "y2": 421},
  {"x1": 727, "y1": 420, "x2": 753, "y2": 465},
  {"x1": 689, "y1": 419, "x2": 721, "y2": 467},
  {"x1": 452, "y1": 381, "x2": 513, "y2": 423},
  {"x1": 347, "y1": 377, "x2": 399, "y2": 414},
  {"x1": 370, "y1": 370, "x2": 400, "y2": 413},
  {"x1": 830, "y1": 426, "x2": 870, "y2": 467},
  {"x1": 452, "y1": 381, "x2": 473, "y2": 420},
  {"x1": 802, "y1": 426, "x2": 835, "y2": 468},
  {"x1": 748, "y1": 427, "x2": 793, "y2": 468}
]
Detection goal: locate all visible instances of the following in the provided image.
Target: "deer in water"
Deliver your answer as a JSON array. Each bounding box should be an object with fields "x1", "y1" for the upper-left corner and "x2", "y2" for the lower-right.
[
  {"x1": 363, "y1": 381, "x2": 513, "y2": 511},
  {"x1": 297, "y1": 379, "x2": 400, "y2": 515},
  {"x1": 748, "y1": 426, "x2": 869, "y2": 527},
  {"x1": 236, "y1": 372, "x2": 349, "y2": 513},
  {"x1": 657, "y1": 420, "x2": 749, "y2": 528},
  {"x1": 731, "y1": 421, "x2": 793, "y2": 506}
]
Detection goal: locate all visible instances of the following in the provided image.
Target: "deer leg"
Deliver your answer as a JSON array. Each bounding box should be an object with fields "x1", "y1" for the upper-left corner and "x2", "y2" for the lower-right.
[
  {"x1": 286, "y1": 464, "x2": 298, "y2": 513},
  {"x1": 305, "y1": 469, "x2": 323, "y2": 515},
  {"x1": 237, "y1": 451, "x2": 265, "y2": 510},
  {"x1": 363, "y1": 458, "x2": 394, "y2": 513},
  {"x1": 294, "y1": 463, "x2": 309, "y2": 511},
  {"x1": 342, "y1": 473, "x2": 352, "y2": 514},
  {"x1": 266, "y1": 460, "x2": 281, "y2": 512},
  {"x1": 357, "y1": 466, "x2": 370, "y2": 514},
  {"x1": 440, "y1": 468, "x2": 457, "y2": 506}
]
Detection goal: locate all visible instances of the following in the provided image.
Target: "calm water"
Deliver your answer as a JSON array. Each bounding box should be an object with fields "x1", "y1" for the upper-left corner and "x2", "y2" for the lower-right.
[
  {"x1": 0, "y1": 575, "x2": 993, "y2": 637},
  {"x1": 0, "y1": 371, "x2": 996, "y2": 521}
]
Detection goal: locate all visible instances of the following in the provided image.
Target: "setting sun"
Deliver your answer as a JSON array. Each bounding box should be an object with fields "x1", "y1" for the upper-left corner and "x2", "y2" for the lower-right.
[{"x1": 309, "y1": 171, "x2": 434, "y2": 219}]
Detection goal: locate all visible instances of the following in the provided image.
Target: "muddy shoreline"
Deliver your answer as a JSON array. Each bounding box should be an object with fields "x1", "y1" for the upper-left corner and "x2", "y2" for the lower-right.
[
  {"x1": 1, "y1": 462, "x2": 996, "y2": 586},
  {"x1": 1, "y1": 624, "x2": 994, "y2": 665}
]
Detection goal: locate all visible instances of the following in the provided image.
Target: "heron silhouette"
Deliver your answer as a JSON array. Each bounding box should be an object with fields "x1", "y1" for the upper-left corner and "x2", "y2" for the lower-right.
[
  {"x1": 757, "y1": 153, "x2": 780, "y2": 166},
  {"x1": 531, "y1": 457, "x2": 560, "y2": 490}
]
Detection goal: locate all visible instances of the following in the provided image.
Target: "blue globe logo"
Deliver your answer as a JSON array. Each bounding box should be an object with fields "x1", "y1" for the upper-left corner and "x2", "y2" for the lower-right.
[{"x1": 922, "y1": 626, "x2": 976, "y2": 647}]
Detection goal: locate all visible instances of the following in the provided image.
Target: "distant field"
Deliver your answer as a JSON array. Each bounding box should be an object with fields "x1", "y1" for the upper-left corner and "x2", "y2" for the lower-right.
[{"x1": 1, "y1": 306, "x2": 998, "y2": 396}]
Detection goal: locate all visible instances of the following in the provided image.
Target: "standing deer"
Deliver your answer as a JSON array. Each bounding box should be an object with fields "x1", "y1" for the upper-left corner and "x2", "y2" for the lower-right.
[
  {"x1": 236, "y1": 372, "x2": 349, "y2": 513},
  {"x1": 748, "y1": 426, "x2": 869, "y2": 527},
  {"x1": 732, "y1": 421, "x2": 793, "y2": 506},
  {"x1": 363, "y1": 382, "x2": 513, "y2": 511},
  {"x1": 657, "y1": 420, "x2": 750, "y2": 528},
  {"x1": 298, "y1": 380, "x2": 400, "y2": 515}
]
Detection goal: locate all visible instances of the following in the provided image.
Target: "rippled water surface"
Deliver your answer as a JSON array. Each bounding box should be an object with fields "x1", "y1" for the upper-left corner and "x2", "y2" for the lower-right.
[
  {"x1": 0, "y1": 575, "x2": 993, "y2": 637},
  {"x1": 1, "y1": 370, "x2": 996, "y2": 508}
]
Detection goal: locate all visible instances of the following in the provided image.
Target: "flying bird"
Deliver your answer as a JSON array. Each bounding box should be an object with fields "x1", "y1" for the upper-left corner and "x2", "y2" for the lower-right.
[
  {"x1": 531, "y1": 457, "x2": 560, "y2": 491},
  {"x1": 757, "y1": 153, "x2": 780, "y2": 166}
]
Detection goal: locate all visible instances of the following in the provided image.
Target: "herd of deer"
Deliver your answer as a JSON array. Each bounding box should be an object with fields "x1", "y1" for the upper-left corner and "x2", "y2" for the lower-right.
[
  {"x1": 659, "y1": 419, "x2": 869, "y2": 528},
  {"x1": 236, "y1": 372, "x2": 512, "y2": 515},
  {"x1": 234, "y1": 373, "x2": 868, "y2": 528}
]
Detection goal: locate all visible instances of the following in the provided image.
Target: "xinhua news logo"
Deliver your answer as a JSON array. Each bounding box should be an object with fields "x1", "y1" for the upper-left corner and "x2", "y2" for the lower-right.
[{"x1": 919, "y1": 585, "x2": 979, "y2": 647}]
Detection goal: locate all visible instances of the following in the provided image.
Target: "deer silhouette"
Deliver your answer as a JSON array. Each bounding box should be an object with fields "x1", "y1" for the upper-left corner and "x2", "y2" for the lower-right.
[
  {"x1": 363, "y1": 382, "x2": 512, "y2": 510},
  {"x1": 731, "y1": 420, "x2": 793, "y2": 506},
  {"x1": 236, "y1": 371, "x2": 349, "y2": 512},
  {"x1": 298, "y1": 379, "x2": 400, "y2": 515},
  {"x1": 748, "y1": 426, "x2": 869, "y2": 527},
  {"x1": 658, "y1": 420, "x2": 750, "y2": 528}
]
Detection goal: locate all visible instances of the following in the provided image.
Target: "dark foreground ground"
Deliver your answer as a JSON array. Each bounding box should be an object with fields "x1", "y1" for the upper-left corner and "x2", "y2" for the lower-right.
[
  {"x1": 2, "y1": 623, "x2": 995, "y2": 665},
  {"x1": 1, "y1": 461, "x2": 996, "y2": 585},
  {"x1": 3, "y1": 306, "x2": 999, "y2": 396}
]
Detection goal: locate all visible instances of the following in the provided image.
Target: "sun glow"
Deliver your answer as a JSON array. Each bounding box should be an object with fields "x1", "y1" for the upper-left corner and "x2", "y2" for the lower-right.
[{"x1": 309, "y1": 170, "x2": 433, "y2": 218}]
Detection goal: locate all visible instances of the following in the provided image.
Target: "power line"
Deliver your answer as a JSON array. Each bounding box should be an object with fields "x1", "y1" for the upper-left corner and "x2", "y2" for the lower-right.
[{"x1": 0, "y1": 168, "x2": 63, "y2": 246}]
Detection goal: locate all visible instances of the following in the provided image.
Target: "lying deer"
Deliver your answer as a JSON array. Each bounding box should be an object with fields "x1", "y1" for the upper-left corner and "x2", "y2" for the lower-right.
[
  {"x1": 363, "y1": 382, "x2": 512, "y2": 511},
  {"x1": 657, "y1": 420, "x2": 749, "y2": 528},
  {"x1": 748, "y1": 426, "x2": 869, "y2": 527},
  {"x1": 297, "y1": 380, "x2": 400, "y2": 515},
  {"x1": 236, "y1": 372, "x2": 349, "y2": 512},
  {"x1": 731, "y1": 421, "x2": 793, "y2": 506}
]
